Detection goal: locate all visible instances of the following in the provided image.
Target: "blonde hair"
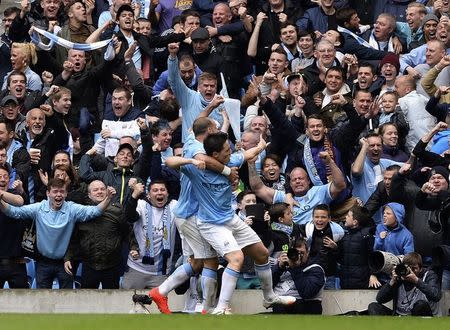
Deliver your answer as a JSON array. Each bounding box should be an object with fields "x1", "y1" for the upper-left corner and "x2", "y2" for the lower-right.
[{"x1": 11, "y1": 42, "x2": 38, "y2": 66}]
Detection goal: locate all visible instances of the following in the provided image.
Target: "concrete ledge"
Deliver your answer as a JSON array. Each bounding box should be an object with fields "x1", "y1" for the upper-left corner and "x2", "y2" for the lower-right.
[{"x1": 0, "y1": 290, "x2": 448, "y2": 315}]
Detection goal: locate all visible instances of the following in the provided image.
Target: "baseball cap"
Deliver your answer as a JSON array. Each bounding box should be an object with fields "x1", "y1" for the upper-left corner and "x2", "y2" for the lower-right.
[
  {"x1": 191, "y1": 27, "x2": 210, "y2": 41},
  {"x1": 117, "y1": 143, "x2": 135, "y2": 157},
  {"x1": 0, "y1": 95, "x2": 19, "y2": 107}
]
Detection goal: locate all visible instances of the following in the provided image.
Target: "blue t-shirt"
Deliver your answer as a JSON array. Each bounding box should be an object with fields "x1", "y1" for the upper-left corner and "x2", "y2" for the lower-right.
[
  {"x1": 181, "y1": 152, "x2": 244, "y2": 224},
  {"x1": 174, "y1": 134, "x2": 205, "y2": 219},
  {"x1": 351, "y1": 157, "x2": 402, "y2": 204},
  {"x1": 273, "y1": 183, "x2": 332, "y2": 225}
]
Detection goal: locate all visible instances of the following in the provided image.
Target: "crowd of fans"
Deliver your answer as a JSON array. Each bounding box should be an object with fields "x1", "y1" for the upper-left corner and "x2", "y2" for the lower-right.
[{"x1": 0, "y1": 0, "x2": 449, "y2": 316}]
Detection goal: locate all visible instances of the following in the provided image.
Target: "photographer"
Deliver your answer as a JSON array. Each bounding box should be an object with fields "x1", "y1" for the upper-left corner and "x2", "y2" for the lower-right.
[
  {"x1": 368, "y1": 252, "x2": 442, "y2": 316},
  {"x1": 272, "y1": 238, "x2": 326, "y2": 314}
]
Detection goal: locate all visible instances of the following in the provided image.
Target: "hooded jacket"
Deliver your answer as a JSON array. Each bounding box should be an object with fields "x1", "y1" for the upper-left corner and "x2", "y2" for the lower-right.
[{"x1": 374, "y1": 203, "x2": 414, "y2": 255}]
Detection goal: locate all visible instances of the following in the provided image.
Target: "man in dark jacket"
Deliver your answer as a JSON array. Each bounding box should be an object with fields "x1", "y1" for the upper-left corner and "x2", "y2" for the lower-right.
[
  {"x1": 9, "y1": 0, "x2": 65, "y2": 42},
  {"x1": 0, "y1": 7, "x2": 20, "y2": 84},
  {"x1": 53, "y1": 48, "x2": 115, "y2": 148},
  {"x1": 0, "y1": 165, "x2": 28, "y2": 288},
  {"x1": 191, "y1": 27, "x2": 223, "y2": 80},
  {"x1": 272, "y1": 237, "x2": 325, "y2": 314},
  {"x1": 102, "y1": 4, "x2": 187, "y2": 80},
  {"x1": 337, "y1": 205, "x2": 376, "y2": 289},
  {"x1": 368, "y1": 252, "x2": 442, "y2": 316},
  {"x1": 336, "y1": 7, "x2": 388, "y2": 61},
  {"x1": 0, "y1": 117, "x2": 30, "y2": 185},
  {"x1": 365, "y1": 164, "x2": 402, "y2": 224},
  {"x1": 64, "y1": 180, "x2": 132, "y2": 289},
  {"x1": 209, "y1": 2, "x2": 251, "y2": 98},
  {"x1": 19, "y1": 106, "x2": 69, "y2": 202}
]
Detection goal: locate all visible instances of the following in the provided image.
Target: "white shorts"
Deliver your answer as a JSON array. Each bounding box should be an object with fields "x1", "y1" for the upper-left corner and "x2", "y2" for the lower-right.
[
  {"x1": 196, "y1": 214, "x2": 261, "y2": 256},
  {"x1": 174, "y1": 216, "x2": 217, "y2": 259}
]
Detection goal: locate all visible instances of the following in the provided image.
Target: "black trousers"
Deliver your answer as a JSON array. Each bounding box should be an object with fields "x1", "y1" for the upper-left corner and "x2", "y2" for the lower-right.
[
  {"x1": 0, "y1": 263, "x2": 28, "y2": 288},
  {"x1": 368, "y1": 300, "x2": 433, "y2": 316},
  {"x1": 81, "y1": 264, "x2": 121, "y2": 289},
  {"x1": 272, "y1": 299, "x2": 322, "y2": 314}
]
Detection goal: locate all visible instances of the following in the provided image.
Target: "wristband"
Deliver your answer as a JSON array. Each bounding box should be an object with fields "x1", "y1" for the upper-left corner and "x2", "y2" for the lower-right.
[{"x1": 221, "y1": 166, "x2": 231, "y2": 176}]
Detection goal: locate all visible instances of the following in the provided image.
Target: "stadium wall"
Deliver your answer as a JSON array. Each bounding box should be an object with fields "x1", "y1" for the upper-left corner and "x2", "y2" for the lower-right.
[{"x1": 0, "y1": 290, "x2": 448, "y2": 315}]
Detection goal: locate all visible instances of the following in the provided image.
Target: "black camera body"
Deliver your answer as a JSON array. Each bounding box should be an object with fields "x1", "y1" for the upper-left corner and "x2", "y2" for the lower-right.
[
  {"x1": 395, "y1": 263, "x2": 409, "y2": 277},
  {"x1": 287, "y1": 248, "x2": 302, "y2": 262}
]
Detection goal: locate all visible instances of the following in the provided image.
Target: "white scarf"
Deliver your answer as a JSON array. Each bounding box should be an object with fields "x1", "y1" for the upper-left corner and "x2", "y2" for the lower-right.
[{"x1": 368, "y1": 31, "x2": 395, "y2": 52}]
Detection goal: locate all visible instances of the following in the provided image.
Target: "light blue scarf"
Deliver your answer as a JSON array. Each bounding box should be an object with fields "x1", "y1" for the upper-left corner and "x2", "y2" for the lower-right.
[
  {"x1": 303, "y1": 137, "x2": 323, "y2": 186},
  {"x1": 144, "y1": 202, "x2": 172, "y2": 274},
  {"x1": 31, "y1": 26, "x2": 113, "y2": 52}
]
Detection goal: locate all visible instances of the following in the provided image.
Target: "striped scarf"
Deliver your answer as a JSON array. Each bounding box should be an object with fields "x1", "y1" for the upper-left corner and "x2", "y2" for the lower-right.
[{"x1": 31, "y1": 26, "x2": 113, "y2": 53}]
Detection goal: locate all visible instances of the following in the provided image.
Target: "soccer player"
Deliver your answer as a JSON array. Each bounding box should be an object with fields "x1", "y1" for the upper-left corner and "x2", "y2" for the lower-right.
[
  {"x1": 133, "y1": 115, "x2": 231, "y2": 314},
  {"x1": 166, "y1": 132, "x2": 295, "y2": 314}
]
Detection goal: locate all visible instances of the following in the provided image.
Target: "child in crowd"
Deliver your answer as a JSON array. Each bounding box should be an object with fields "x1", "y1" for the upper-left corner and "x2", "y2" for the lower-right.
[
  {"x1": 299, "y1": 204, "x2": 344, "y2": 289},
  {"x1": 379, "y1": 91, "x2": 409, "y2": 145},
  {"x1": 269, "y1": 202, "x2": 302, "y2": 258},
  {"x1": 374, "y1": 202, "x2": 414, "y2": 256},
  {"x1": 337, "y1": 205, "x2": 379, "y2": 289}
]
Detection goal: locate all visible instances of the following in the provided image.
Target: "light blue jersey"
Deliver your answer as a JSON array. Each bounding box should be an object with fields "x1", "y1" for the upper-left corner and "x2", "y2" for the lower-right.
[
  {"x1": 351, "y1": 157, "x2": 402, "y2": 204},
  {"x1": 4, "y1": 200, "x2": 101, "y2": 259},
  {"x1": 181, "y1": 153, "x2": 245, "y2": 224},
  {"x1": 273, "y1": 183, "x2": 332, "y2": 225},
  {"x1": 168, "y1": 56, "x2": 223, "y2": 142},
  {"x1": 174, "y1": 134, "x2": 205, "y2": 219}
]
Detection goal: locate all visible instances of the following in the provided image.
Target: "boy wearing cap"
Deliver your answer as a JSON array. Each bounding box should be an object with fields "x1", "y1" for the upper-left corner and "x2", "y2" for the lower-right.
[{"x1": 380, "y1": 52, "x2": 400, "y2": 92}]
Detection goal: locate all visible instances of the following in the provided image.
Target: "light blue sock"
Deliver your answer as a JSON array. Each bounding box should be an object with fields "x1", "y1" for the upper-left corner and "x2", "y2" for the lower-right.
[
  {"x1": 216, "y1": 267, "x2": 240, "y2": 310},
  {"x1": 201, "y1": 267, "x2": 217, "y2": 312},
  {"x1": 254, "y1": 262, "x2": 276, "y2": 301}
]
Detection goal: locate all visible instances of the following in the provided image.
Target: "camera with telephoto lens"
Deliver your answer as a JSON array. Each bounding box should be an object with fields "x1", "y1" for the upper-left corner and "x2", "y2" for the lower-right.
[
  {"x1": 395, "y1": 263, "x2": 409, "y2": 277},
  {"x1": 287, "y1": 248, "x2": 302, "y2": 262}
]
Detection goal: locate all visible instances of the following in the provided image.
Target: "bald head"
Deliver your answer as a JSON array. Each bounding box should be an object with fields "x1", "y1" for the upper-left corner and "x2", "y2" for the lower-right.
[
  {"x1": 395, "y1": 75, "x2": 416, "y2": 97},
  {"x1": 193, "y1": 117, "x2": 217, "y2": 137},
  {"x1": 26, "y1": 108, "x2": 46, "y2": 138},
  {"x1": 241, "y1": 130, "x2": 260, "y2": 150},
  {"x1": 213, "y1": 2, "x2": 232, "y2": 27},
  {"x1": 88, "y1": 180, "x2": 108, "y2": 204}
]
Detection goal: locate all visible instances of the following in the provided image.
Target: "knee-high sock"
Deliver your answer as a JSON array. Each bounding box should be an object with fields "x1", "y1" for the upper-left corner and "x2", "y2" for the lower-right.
[
  {"x1": 159, "y1": 263, "x2": 194, "y2": 296},
  {"x1": 254, "y1": 262, "x2": 276, "y2": 301},
  {"x1": 201, "y1": 267, "x2": 217, "y2": 312},
  {"x1": 183, "y1": 276, "x2": 199, "y2": 312},
  {"x1": 215, "y1": 267, "x2": 239, "y2": 310}
]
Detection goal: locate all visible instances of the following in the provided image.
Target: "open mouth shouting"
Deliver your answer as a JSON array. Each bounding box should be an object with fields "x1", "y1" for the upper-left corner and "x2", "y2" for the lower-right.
[
  {"x1": 53, "y1": 196, "x2": 64, "y2": 208},
  {"x1": 31, "y1": 123, "x2": 44, "y2": 135},
  {"x1": 310, "y1": 130, "x2": 323, "y2": 141},
  {"x1": 13, "y1": 85, "x2": 25, "y2": 98},
  {"x1": 266, "y1": 169, "x2": 278, "y2": 180},
  {"x1": 154, "y1": 195, "x2": 166, "y2": 208}
]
